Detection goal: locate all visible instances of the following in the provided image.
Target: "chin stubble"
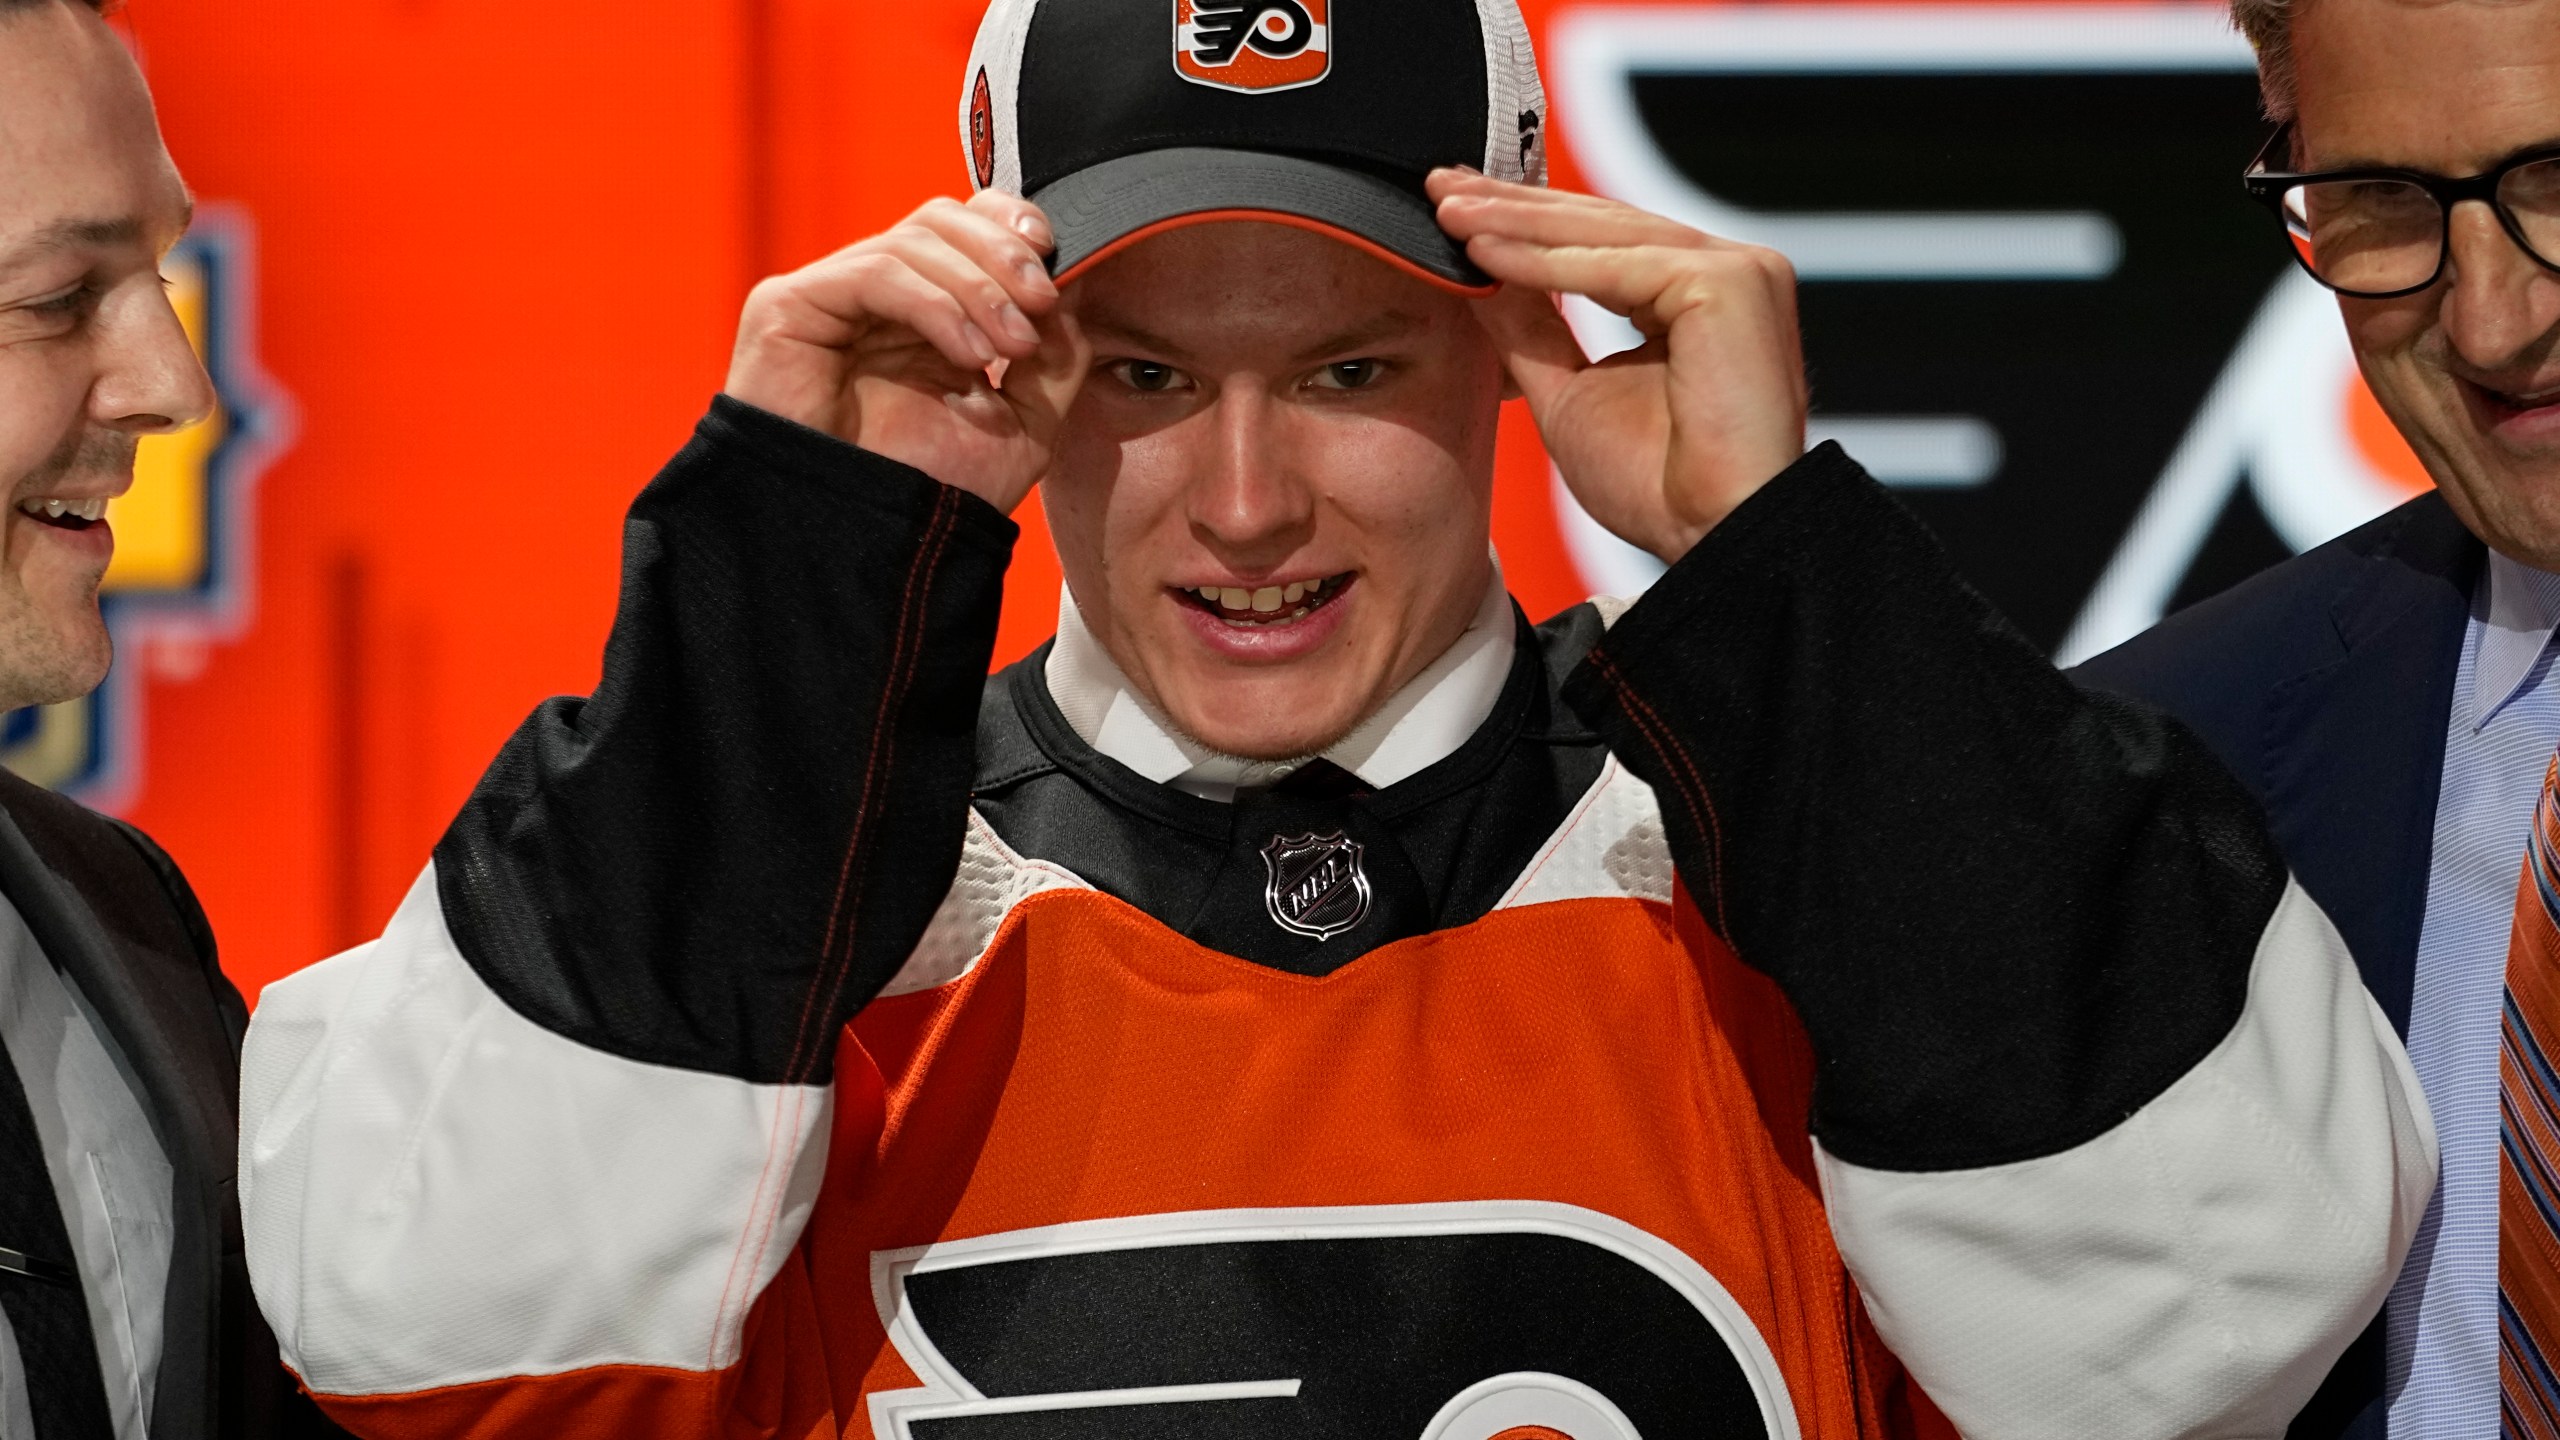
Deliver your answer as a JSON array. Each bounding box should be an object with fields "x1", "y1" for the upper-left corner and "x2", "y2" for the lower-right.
[{"x1": 0, "y1": 429, "x2": 133, "y2": 711}]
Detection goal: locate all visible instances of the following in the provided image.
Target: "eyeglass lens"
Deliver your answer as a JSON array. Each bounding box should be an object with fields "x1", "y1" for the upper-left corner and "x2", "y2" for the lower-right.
[
  {"x1": 2293, "y1": 158, "x2": 2560, "y2": 293},
  {"x1": 2282, "y1": 157, "x2": 2560, "y2": 295}
]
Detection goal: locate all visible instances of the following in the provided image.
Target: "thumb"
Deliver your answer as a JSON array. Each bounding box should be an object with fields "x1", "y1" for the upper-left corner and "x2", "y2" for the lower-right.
[
  {"x1": 1000, "y1": 307, "x2": 1091, "y2": 444},
  {"x1": 1470, "y1": 282, "x2": 1589, "y2": 416}
]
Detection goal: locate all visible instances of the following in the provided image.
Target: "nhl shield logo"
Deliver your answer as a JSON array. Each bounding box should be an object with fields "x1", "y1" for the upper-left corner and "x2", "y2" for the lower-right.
[
  {"x1": 1175, "y1": 0, "x2": 1331, "y2": 94},
  {"x1": 1260, "y1": 830, "x2": 1369, "y2": 940}
]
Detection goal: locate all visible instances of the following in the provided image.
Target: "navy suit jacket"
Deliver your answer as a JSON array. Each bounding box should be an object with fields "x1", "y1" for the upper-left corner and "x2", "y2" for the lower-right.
[{"x1": 2074, "y1": 491, "x2": 2482, "y2": 1440}]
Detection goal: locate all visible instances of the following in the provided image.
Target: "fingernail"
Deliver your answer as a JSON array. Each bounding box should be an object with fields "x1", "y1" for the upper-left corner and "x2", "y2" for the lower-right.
[
  {"x1": 1012, "y1": 214, "x2": 1053, "y2": 247},
  {"x1": 1453, "y1": 164, "x2": 1482, "y2": 176},
  {"x1": 965, "y1": 325, "x2": 998, "y2": 365},
  {"x1": 998, "y1": 302, "x2": 1040, "y2": 347},
  {"x1": 1018, "y1": 257, "x2": 1056, "y2": 292}
]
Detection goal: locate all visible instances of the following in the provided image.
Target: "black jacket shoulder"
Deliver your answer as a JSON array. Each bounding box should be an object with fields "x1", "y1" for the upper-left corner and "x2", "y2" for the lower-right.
[
  {"x1": 0, "y1": 770, "x2": 343, "y2": 1440},
  {"x1": 2073, "y1": 493, "x2": 2480, "y2": 794}
]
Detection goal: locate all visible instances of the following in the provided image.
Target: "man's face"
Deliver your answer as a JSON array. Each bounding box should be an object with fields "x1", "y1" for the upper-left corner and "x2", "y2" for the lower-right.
[
  {"x1": 0, "y1": 2, "x2": 207, "y2": 711},
  {"x1": 1046, "y1": 222, "x2": 1508, "y2": 761},
  {"x1": 2293, "y1": 0, "x2": 2560, "y2": 567}
]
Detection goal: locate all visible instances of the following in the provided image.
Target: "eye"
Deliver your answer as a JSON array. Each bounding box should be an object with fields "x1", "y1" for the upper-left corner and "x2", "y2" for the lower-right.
[
  {"x1": 25, "y1": 283, "x2": 95, "y2": 317},
  {"x1": 1111, "y1": 359, "x2": 1190, "y2": 393},
  {"x1": 1311, "y1": 358, "x2": 1384, "y2": 390}
]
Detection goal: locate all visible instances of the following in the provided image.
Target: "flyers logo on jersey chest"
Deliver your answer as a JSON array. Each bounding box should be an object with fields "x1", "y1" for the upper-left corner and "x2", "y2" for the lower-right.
[
  {"x1": 865, "y1": 1202, "x2": 1800, "y2": 1438},
  {"x1": 1176, "y1": 0, "x2": 1331, "y2": 93}
]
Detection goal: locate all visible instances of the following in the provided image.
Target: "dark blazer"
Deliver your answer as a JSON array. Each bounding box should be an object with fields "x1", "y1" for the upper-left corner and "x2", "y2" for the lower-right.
[
  {"x1": 2074, "y1": 491, "x2": 2483, "y2": 1440},
  {"x1": 0, "y1": 768, "x2": 335, "y2": 1440}
]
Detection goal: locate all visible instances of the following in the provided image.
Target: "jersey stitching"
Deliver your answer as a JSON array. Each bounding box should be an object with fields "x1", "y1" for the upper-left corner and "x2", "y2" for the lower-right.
[
  {"x1": 788, "y1": 485, "x2": 961, "y2": 1085},
  {"x1": 1493, "y1": 755, "x2": 1619, "y2": 908},
  {"x1": 1588, "y1": 654, "x2": 1733, "y2": 941},
  {"x1": 707, "y1": 1081, "x2": 811, "y2": 1369}
]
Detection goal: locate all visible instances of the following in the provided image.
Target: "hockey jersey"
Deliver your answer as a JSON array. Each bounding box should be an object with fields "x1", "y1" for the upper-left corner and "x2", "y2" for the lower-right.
[{"x1": 240, "y1": 399, "x2": 2437, "y2": 1440}]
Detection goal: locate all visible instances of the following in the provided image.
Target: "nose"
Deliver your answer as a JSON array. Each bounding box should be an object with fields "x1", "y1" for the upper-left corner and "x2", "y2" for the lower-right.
[
  {"x1": 1186, "y1": 385, "x2": 1315, "y2": 561},
  {"x1": 89, "y1": 275, "x2": 216, "y2": 437},
  {"x1": 2439, "y1": 198, "x2": 2560, "y2": 374}
]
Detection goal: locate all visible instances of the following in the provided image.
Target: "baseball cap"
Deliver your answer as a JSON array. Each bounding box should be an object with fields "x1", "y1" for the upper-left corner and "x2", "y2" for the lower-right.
[{"x1": 960, "y1": 0, "x2": 1548, "y2": 296}]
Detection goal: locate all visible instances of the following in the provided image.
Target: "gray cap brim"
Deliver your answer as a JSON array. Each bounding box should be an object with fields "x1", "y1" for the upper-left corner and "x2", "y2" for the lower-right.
[{"x1": 1032, "y1": 147, "x2": 1492, "y2": 292}]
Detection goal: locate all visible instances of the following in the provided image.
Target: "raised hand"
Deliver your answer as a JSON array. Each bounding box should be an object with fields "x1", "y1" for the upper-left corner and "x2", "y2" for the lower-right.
[
  {"x1": 721, "y1": 189, "x2": 1088, "y2": 514},
  {"x1": 1429, "y1": 170, "x2": 1808, "y2": 564}
]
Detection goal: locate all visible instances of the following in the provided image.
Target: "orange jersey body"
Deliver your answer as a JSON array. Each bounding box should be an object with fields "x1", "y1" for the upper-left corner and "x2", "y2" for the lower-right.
[{"x1": 781, "y1": 873, "x2": 1905, "y2": 1435}]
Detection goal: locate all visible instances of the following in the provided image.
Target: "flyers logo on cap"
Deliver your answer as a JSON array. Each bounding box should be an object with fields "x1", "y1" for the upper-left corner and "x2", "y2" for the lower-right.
[{"x1": 1176, "y1": 0, "x2": 1331, "y2": 94}]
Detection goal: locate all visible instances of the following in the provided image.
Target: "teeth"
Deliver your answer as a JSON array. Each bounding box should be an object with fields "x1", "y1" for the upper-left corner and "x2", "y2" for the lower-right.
[
  {"x1": 15, "y1": 497, "x2": 110, "y2": 522},
  {"x1": 1186, "y1": 577, "x2": 1341, "y2": 616}
]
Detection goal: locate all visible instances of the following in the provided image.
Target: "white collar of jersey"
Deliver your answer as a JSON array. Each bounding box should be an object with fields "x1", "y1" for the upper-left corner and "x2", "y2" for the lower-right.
[
  {"x1": 2473, "y1": 548, "x2": 2560, "y2": 731},
  {"x1": 1044, "y1": 566, "x2": 1518, "y2": 804}
]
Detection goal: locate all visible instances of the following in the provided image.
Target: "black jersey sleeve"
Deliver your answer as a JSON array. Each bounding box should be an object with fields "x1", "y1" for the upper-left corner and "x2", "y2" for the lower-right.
[
  {"x1": 1561, "y1": 442, "x2": 2434, "y2": 1436},
  {"x1": 1562, "y1": 441, "x2": 2276, "y2": 1170},
  {"x1": 433, "y1": 396, "x2": 1015, "y2": 1085}
]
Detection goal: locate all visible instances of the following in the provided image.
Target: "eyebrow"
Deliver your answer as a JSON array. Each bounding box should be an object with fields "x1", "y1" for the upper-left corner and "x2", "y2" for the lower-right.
[
  {"x1": 1080, "y1": 316, "x2": 1196, "y2": 364},
  {"x1": 1289, "y1": 311, "x2": 1427, "y2": 365},
  {"x1": 0, "y1": 200, "x2": 195, "y2": 270}
]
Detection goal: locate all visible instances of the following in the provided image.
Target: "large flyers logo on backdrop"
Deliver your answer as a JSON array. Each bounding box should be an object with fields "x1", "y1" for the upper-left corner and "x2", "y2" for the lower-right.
[
  {"x1": 0, "y1": 206, "x2": 289, "y2": 805},
  {"x1": 1536, "y1": 3, "x2": 2430, "y2": 661}
]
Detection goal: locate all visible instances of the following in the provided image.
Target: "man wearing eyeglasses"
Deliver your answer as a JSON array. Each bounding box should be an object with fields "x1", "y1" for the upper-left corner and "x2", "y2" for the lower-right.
[{"x1": 2077, "y1": 0, "x2": 2560, "y2": 1434}]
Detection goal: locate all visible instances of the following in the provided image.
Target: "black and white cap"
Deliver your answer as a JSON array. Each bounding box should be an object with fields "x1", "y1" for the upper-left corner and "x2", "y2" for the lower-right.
[{"x1": 961, "y1": 0, "x2": 1548, "y2": 295}]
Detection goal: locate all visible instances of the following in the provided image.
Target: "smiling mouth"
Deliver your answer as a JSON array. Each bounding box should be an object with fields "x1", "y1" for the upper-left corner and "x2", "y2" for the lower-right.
[
  {"x1": 2469, "y1": 377, "x2": 2560, "y2": 421},
  {"x1": 15, "y1": 497, "x2": 108, "y2": 532},
  {"x1": 1174, "y1": 573, "x2": 1355, "y2": 627}
]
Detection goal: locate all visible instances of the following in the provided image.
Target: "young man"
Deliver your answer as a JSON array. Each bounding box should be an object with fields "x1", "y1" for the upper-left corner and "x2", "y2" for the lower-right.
[
  {"x1": 0, "y1": 2, "x2": 335, "y2": 1436},
  {"x1": 242, "y1": 0, "x2": 2434, "y2": 1435},
  {"x1": 2076, "y1": 0, "x2": 2560, "y2": 1432}
]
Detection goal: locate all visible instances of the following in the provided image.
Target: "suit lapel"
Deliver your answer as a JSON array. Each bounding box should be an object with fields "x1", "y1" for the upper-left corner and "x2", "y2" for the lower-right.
[
  {"x1": 0, "y1": 802, "x2": 222, "y2": 1440},
  {"x1": 2258, "y1": 496, "x2": 2480, "y2": 1035}
]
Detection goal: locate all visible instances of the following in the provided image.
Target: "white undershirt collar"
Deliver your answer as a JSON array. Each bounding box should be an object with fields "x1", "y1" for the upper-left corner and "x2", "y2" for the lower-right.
[{"x1": 1044, "y1": 567, "x2": 1518, "y2": 804}]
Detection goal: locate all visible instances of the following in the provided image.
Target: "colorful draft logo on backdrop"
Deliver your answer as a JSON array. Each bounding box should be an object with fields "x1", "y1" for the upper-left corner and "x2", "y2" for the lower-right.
[
  {"x1": 1176, "y1": 0, "x2": 1332, "y2": 93},
  {"x1": 0, "y1": 206, "x2": 290, "y2": 806}
]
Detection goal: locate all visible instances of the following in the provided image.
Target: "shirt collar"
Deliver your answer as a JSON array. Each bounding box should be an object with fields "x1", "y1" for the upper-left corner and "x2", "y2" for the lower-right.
[
  {"x1": 1044, "y1": 566, "x2": 1518, "y2": 804},
  {"x1": 2472, "y1": 548, "x2": 2560, "y2": 730}
]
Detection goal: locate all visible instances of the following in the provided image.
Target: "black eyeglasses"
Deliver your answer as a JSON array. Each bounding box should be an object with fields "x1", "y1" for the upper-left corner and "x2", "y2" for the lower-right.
[{"x1": 2242, "y1": 123, "x2": 2560, "y2": 298}]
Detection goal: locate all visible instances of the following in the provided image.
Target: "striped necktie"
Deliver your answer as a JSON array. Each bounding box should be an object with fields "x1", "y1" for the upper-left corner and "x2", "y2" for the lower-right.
[{"x1": 2504, "y1": 751, "x2": 2560, "y2": 1434}]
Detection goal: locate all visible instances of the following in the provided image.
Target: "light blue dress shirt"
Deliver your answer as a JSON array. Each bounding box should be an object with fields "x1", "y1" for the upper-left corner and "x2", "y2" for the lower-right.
[{"x1": 2388, "y1": 551, "x2": 2560, "y2": 1434}]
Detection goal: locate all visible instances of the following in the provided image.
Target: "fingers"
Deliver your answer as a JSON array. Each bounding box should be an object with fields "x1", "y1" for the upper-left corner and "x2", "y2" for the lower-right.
[
  {"x1": 909, "y1": 195, "x2": 1061, "y2": 315},
  {"x1": 1432, "y1": 172, "x2": 1711, "y2": 253},
  {"x1": 964, "y1": 187, "x2": 1054, "y2": 252},
  {"x1": 753, "y1": 192, "x2": 1059, "y2": 375},
  {"x1": 803, "y1": 252, "x2": 1007, "y2": 373},
  {"x1": 1464, "y1": 233, "x2": 1795, "y2": 342},
  {"x1": 873, "y1": 228, "x2": 1047, "y2": 361}
]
